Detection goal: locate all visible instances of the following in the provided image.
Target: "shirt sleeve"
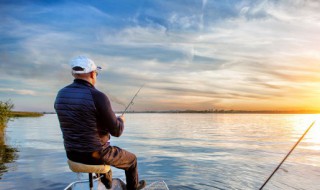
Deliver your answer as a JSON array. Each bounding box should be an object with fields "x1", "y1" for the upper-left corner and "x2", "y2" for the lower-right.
[{"x1": 91, "y1": 88, "x2": 124, "y2": 137}]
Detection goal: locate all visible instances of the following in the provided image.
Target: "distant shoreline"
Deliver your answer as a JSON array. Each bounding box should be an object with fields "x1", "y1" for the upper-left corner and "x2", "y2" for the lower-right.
[
  {"x1": 115, "y1": 110, "x2": 320, "y2": 114},
  {"x1": 9, "y1": 111, "x2": 44, "y2": 117},
  {"x1": 113, "y1": 109, "x2": 320, "y2": 114},
  {"x1": 34, "y1": 110, "x2": 320, "y2": 115}
]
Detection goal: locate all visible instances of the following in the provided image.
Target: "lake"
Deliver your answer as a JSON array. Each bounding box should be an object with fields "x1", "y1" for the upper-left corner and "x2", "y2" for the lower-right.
[{"x1": 1, "y1": 113, "x2": 320, "y2": 190}]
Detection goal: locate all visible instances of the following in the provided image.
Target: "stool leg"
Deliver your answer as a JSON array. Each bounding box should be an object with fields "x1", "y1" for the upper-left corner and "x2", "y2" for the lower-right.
[{"x1": 89, "y1": 173, "x2": 93, "y2": 190}]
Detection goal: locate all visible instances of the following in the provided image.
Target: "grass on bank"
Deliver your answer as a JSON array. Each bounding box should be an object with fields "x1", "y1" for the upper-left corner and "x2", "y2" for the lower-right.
[
  {"x1": 9, "y1": 111, "x2": 43, "y2": 117},
  {"x1": 1, "y1": 100, "x2": 43, "y2": 127},
  {"x1": 0, "y1": 101, "x2": 14, "y2": 126},
  {"x1": 1, "y1": 100, "x2": 43, "y2": 140}
]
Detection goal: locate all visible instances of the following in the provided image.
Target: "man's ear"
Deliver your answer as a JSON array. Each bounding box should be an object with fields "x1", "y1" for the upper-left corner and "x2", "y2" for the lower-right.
[{"x1": 89, "y1": 71, "x2": 95, "y2": 79}]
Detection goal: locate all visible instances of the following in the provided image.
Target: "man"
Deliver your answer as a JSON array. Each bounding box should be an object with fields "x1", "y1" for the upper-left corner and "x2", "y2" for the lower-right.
[{"x1": 54, "y1": 56, "x2": 146, "y2": 190}]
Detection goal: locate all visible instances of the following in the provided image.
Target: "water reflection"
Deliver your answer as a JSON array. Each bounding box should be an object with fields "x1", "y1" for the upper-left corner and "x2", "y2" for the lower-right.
[{"x1": 0, "y1": 123, "x2": 18, "y2": 179}]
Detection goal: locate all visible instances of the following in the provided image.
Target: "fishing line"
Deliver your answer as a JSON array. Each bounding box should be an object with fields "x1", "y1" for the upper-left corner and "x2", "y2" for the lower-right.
[
  {"x1": 121, "y1": 84, "x2": 145, "y2": 116},
  {"x1": 106, "y1": 92, "x2": 127, "y2": 107},
  {"x1": 259, "y1": 120, "x2": 316, "y2": 190}
]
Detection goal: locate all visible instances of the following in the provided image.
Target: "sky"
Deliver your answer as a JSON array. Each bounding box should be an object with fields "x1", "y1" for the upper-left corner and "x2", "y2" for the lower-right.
[{"x1": 0, "y1": 0, "x2": 320, "y2": 112}]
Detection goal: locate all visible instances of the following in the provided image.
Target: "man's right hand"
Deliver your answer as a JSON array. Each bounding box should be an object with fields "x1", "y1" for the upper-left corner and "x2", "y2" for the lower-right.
[{"x1": 118, "y1": 115, "x2": 125, "y2": 123}]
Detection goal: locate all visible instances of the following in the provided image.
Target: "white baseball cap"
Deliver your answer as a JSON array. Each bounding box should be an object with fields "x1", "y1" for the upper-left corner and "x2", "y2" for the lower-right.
[{"x1": 70, "y1": 56, "x2": 101, "y2": 74}]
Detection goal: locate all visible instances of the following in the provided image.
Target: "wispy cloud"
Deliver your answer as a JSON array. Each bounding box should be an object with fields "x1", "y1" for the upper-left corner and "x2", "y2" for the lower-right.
[
  {"x1": 0, "y1": 0, "x2": 320, "y2": 111},
  {"x1": 0, "y1": 88, "x2": 37, "y2": 96}
]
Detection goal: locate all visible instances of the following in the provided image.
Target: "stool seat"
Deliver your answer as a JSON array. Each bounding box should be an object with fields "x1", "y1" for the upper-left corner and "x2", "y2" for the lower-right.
[{"x1": 67, "y1": 159, "x2": 110, "y2": 174}]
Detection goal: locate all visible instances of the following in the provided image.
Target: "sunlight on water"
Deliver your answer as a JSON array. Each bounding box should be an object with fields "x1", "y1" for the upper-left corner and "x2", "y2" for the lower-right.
[
  {"x1": 302, "y1": 121, "x2": 320, "y2": 151},
  {"x1": 285, "y1": 114, "x2": 320, "y2": 167},
  {"x1": 289, "y1": 114, "x2": 319, "y2": 142}
]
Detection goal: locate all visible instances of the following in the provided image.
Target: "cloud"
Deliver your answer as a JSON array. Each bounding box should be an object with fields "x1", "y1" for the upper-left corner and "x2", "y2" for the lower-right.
[
  {"x1": 0, "y1": 0, "x2": 320, "y2": 111},
  {"x1": 0, "y1": 88, "x2": 37, "y2": 96}
]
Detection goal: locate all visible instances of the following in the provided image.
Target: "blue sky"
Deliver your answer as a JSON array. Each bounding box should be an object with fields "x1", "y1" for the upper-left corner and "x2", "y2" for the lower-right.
[{"x1": 1, "y1": 0, "x2": 320, "y2": 112}]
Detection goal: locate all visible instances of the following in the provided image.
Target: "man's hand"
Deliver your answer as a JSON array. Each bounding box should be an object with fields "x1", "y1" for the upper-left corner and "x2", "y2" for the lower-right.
[{"x1": 118, "y1": 115, "x2": 125, "y2": 123}]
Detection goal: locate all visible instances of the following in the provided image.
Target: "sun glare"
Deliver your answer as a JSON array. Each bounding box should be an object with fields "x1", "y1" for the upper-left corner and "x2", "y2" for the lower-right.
[
  {"x1": 306, "y1": 121, "x2": 320, "y2": 146},
  {"x1": 292, "y1": 114, "x2": 320, "y2": 149}
]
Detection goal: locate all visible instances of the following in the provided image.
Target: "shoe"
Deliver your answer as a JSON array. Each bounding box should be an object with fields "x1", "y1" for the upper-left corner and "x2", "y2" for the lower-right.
[
  {"x1": 100, "y1": 176, "x2": 112, "y2": 189},
  {"x1": 100, "y1": 171, "x2": 112, "y2": 189},
  {"x1": 137, "y1": 180, "x2": 146, "y2": 190}
]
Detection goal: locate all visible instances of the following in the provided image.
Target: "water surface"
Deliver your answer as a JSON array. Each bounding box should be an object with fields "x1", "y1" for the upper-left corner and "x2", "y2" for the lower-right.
[{"x1": 1, "y1": 114, "x2": 320, "y2": 190}]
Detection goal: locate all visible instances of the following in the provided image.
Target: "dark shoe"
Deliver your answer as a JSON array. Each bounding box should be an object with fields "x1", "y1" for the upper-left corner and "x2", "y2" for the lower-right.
[
  {"x1": 137, "y1": 180, "x2": 146, "y2": 190},
  {"x1": 100, "y1": 170, "x2": 112, "y2": 189},
  {"x1": 101, "y1": 176, "x2": 112, "y2": 189}
]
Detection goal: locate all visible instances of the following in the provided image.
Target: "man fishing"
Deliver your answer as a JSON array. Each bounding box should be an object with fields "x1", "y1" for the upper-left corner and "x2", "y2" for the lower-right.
[{"x1": 54, "y1": 55, "x2": 146, "y2": 190}]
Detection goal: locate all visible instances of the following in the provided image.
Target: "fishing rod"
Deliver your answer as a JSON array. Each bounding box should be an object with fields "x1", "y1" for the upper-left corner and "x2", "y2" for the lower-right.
[
  {"x1": 259, "y1": 120, "x2": 316, "y2": 190},
  {"x1": 121, "y1": 84, "x2": 144, "y2": 116}
]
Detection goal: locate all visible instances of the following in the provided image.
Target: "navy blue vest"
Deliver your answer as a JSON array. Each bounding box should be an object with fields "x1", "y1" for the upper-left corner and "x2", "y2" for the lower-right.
[{"x1": 54, "y1": 81, "x2": 102, "y2": 152}]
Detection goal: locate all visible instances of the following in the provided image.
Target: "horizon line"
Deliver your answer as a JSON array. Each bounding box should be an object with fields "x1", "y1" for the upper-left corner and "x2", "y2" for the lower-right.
[{"x1": 23, "y1": 109, "x2": 320, "y2": 114}]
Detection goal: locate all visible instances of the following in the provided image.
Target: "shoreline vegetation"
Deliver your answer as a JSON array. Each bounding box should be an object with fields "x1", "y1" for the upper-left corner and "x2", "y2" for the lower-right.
[
  {"x1": 1, "y1": 100, "x2": 43, "y2": 137},
  {"x1": 0, "y1": 101, "x2": 42, "y2": 178},
  {"x1": 9, "y1": 111, "x2": 44, "y2": 118}
]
